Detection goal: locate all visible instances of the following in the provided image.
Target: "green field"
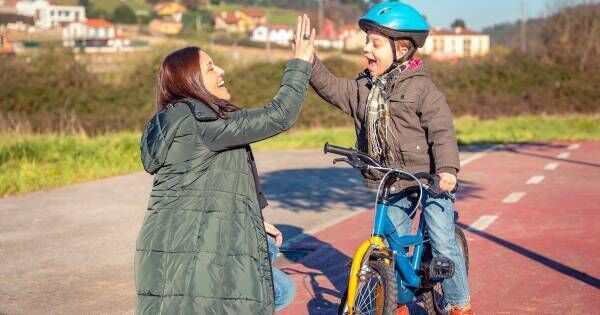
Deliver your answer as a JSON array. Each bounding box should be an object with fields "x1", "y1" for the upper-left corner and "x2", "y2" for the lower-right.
[
  {"x1": 1, "y1": 115, "x2": 599, "y2": 197},
  {"x1": 53, "y1": 0, "x2": 151, "y2": 12}
]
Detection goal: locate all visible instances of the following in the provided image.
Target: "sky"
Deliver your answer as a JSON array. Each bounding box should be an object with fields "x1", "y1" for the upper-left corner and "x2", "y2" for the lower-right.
[{"x1": 399, "y1": 0, "x2": 554, "y2": 31}]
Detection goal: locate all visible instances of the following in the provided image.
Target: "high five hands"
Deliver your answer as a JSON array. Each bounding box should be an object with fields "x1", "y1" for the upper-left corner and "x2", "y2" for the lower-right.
[{"x1": 292, "y1": 14, "x2": 316, "y2": 63}]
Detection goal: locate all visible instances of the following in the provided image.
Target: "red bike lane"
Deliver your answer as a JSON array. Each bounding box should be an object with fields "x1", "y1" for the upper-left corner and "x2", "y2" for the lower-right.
[{"x1": 277, "y1": 142, "x2": 600, "y2": 314}]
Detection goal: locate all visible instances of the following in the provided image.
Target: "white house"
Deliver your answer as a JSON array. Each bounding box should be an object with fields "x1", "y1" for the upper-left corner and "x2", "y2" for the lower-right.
[
  {"x1": 63, "y1": 18, "x2": 136, "y2": 53},
  {"x1": 421, "y1": 26, "x2": 490, "y2": 61},
  {"x1": 17, "y1": 0, "x2": 85, "y2": 29},
  {"x1": 314, "y1": 36, "x2": 344, "y2": 50},
  {"x1": 250, "y1": 24, "x2": 293, "y2": 46}
]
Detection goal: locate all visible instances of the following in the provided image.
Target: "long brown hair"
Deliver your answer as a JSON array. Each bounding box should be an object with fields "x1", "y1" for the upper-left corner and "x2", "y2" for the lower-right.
[{"x1": 156, "y1": 46, "x2": 238, "y2": 118}]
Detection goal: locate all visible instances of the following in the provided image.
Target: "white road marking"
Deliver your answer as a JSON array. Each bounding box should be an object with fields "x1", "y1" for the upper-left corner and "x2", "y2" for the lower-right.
[
  {"x1": 460, "y1": 145, "x2": 503, "y2": 167},
  {"x1": 526, "y1": 175, "x2": 545, "y2": 184},
  {"x1": 557, "y1": 152, "x2": 571, "y2": 159},
  {"x1": 544, "y1": 162, "x2": 559, "y2": 170},
  {"x1": 466, "y1": 215, "x2": 498, "y2": 232},
  {"x1": 503, "y1": 192, "x2": 526, "y2": 203},
  {"x1": 568, "y1": 143, "x2": 580, "y2": 150}
]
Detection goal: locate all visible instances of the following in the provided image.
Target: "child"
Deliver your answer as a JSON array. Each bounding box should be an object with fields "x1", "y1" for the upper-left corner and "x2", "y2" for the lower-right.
[{"x1": 309, "y1": 2, "x2": 472, "y2": 314}]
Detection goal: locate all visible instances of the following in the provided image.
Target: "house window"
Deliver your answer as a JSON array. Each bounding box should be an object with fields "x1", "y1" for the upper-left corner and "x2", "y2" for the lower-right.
[
  {"x1": 464, "y1": 38, "x2": 471, "y2": 57},
  {"x1": 434, "y1": 38, "x2": 443, "y2": 52}
]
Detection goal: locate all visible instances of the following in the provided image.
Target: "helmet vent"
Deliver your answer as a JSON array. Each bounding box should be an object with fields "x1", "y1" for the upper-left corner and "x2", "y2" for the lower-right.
[{"x1": 377, "y1": 7, "x2": 391, "y2": 15}]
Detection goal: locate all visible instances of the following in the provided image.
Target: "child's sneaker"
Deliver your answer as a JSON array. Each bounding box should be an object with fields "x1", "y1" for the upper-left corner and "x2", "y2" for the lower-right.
[{"x1": 450, "y1": 303, "x2": 474, "y2": 315}]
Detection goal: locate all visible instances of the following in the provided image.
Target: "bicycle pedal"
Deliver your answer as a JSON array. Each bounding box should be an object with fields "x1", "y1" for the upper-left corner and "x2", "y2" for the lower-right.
[{"x1": 429, "y1": 256, "x2": 455, "y2": 280}]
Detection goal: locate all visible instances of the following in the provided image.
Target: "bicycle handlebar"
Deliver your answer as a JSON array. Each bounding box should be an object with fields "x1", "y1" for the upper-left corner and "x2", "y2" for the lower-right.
[
  {"x1": 324, "y1": 143, "x2": 382, "y2": 168},
  {"x1": 324, "y1": 142, "x2": 453, "y2": 198}
]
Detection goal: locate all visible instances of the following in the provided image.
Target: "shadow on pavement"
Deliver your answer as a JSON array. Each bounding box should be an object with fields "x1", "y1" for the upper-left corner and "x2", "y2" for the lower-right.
[
  {"x1": 275, "y1": 224, "x2": 351, "y2": 315},
  {"x1": 262, "y1": 168, "x2": 372, "y2": 212},
  {"x1": 504, "y1": 143, "x2": 600, "y2": 168},
  {"x1": 457, "y1": 222, "x2": 600, "y2": 289},
  {"x1": 263, "y1": 168, "x2": 486, "y2": 213}
]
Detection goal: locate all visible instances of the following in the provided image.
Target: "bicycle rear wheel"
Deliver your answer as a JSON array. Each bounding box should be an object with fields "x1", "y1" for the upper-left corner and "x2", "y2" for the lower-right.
[
  {"x1": 423, "y1": 225, "x2": 469, "y2": 315},
  {"x1": 338, "y1": 260, "x2": 397, "y2": 315}
]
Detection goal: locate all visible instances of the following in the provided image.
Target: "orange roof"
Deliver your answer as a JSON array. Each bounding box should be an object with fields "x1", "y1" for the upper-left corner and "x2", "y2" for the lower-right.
[
  {"x1": 240, "y1": 7, "x2": 265, "y2": 18},
  {"x1": 267, "y1": 24, "x2": 292, "y2": 30},
  {"x1": 85, "y1": 18, "x2": 113, "y2": 28},
  {"x1": 214, "y1": 11, "x2": 239, "y2": 24}
]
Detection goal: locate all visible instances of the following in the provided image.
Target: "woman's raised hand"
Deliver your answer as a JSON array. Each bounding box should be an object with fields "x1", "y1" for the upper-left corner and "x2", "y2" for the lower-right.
[{"x1": 292, "y1": 14, "x2": 316, "y2": 63}]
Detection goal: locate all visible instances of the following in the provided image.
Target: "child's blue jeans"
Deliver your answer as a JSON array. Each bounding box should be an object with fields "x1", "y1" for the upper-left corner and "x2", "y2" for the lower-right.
[
  {"x1": 267, "y1": 235, "x2": 296, "y2": 312},
  {"x1": 387, "y1": 190, "x2": 471, "y2": 307}
]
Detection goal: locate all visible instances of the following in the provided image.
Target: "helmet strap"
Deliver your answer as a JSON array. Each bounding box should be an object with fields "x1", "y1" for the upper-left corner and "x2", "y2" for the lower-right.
[{"x1": 384, "y1": 39, "x2": 416, "y2": 75}]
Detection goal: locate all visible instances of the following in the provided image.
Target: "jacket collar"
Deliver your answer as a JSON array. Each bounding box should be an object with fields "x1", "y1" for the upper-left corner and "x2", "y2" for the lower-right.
[{"x1": 177, "y1": 98, "x2": 219, "y2": 122}]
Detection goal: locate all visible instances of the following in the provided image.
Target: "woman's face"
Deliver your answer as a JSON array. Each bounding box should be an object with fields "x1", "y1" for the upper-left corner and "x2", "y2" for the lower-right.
[{"x1": 199, "y1": 50, "x2": 231, "y2": 101}]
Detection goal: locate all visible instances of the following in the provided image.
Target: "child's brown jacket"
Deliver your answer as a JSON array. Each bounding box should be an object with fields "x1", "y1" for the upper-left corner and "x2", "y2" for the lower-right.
[{"x1": 310, "y1": 58, "x2": 460, "y2": 192}]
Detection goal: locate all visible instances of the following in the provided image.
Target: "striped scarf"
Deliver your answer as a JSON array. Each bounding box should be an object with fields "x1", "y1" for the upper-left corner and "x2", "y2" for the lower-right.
[{"x1": 365, "y1": 65, "x2": 404, "y2": 163}]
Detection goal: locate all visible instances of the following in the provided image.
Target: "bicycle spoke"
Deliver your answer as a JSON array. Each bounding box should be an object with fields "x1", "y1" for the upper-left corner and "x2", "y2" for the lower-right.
[{"x1": 354, "y1": 273, "x2": 384, "y2": 315}]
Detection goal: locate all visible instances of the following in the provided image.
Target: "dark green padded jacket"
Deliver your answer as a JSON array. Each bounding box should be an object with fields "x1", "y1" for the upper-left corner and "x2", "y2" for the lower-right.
[{"x1": 135, "y1": 59, "x2": 311, "y2": 314}]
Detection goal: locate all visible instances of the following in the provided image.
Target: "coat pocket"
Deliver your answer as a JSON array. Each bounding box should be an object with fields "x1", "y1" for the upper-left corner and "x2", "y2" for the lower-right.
[{"x1": 399, "y1": 139, "x2": 429, "y2": 166}]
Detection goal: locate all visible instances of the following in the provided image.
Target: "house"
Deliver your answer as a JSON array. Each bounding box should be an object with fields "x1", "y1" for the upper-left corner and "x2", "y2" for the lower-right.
[
  {"x1": 213, "y1": 7, "x2": 265, "y2": 33},
  {"x1": 0, "y1": 12, "x2": 34, "y2": 31},
  {"x1": 16, "y1": 0, "x2": 85, "y2": 29},
  {"x1": 0, "y1": 0, "x2": 19, "y2": 13},
  {"x1": 0, "y1": 33, "x2": 15, "y2": 54},
  {"x1": 153, "y1": 2, "x2": 186, "y2": 23},
  {"x1": 239, "y1": 7, "x2": 266, "y2": 26},
  {"x1": 149, "y1": 18, "x2": 183, "y2": 35},
  {"x1": 338, "y1": 24, "x2": 365, "y2": 50},
  {"x1": 250, "y1": 24, "x2": 293, "y2": 46},
  {"x1": 421, "y1": 26, "x2": 490, "y2": 60},
  {"x1": 62, "y1": 18, "x2": 137, "y2": 53},
  {"x1": 314, "y1": 35, "x2": 344, "y2": 50},
  {"x1": 313, "y1": 19, "x2": 343, "y2": 50}
]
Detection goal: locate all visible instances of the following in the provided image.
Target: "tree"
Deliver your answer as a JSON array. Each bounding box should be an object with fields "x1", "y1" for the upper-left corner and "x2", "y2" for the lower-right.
[
  {"x1": 451, "y1": 19, "x2": 466, "y2": 29},
  {"x1": 112, "y1": 4, "x2": 137, "y2": 24}
]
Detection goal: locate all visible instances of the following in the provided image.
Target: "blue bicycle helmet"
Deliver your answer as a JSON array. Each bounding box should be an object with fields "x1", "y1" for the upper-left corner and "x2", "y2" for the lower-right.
[{"x1": 359, "y1": 1, "x2": 429, "y2": 65}]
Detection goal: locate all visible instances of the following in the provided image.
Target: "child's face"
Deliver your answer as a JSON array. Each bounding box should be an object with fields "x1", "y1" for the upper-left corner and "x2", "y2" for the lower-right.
[{"x1": 363, "y1": 30, "x2": 394, "y2": 78}]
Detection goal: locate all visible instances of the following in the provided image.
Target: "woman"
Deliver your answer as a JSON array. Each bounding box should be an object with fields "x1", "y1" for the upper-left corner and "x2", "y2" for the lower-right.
[{"x1": 135, "y1": 16, "x2": 315, "y2": 314}]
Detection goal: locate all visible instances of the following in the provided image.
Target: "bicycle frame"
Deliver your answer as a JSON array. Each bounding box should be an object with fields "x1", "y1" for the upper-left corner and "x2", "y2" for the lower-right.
[{"x1": 346, "y1": 195, "x2": 428, "y2": 312}]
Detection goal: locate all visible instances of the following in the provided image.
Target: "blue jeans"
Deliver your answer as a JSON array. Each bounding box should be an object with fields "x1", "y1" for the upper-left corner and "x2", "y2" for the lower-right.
[
  {"x1": 387, "y1": 190, "x2": 470, "y2": 307},
  {"x1": 267, "y1": 235, "x2": 296, "y2": 312}
]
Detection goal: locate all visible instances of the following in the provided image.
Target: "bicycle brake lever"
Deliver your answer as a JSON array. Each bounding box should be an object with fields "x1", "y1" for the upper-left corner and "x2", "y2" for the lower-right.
[{"x1": 332, "y1": 158, "x2": 350, "y2": 165}]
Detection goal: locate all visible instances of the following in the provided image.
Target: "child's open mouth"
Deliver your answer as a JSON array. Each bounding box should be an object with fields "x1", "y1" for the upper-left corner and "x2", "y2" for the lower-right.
[{"x1": 366, "y1": 57, "x2": 377, "y2": 71}]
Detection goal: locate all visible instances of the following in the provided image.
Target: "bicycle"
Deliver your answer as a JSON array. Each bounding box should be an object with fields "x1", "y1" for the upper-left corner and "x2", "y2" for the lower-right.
[{"x1": 323, "y1": 143, "x2": 469, "y2": 315}]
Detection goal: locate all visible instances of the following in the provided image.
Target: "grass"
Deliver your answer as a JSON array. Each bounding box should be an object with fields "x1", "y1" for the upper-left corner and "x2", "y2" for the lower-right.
[
  {"x1": 1, "y1": 115, "x2": 599, "y2": 197},
  {"x1": 0, "y1": 132, "x2": 140, "y2": 197},
  {"x1": 53, "y1": 0, "x2": 151, "y2": 12}
]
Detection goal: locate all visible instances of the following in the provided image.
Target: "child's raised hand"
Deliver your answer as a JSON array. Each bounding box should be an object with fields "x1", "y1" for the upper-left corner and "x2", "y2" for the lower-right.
[{"x1": 437, "y1": 172, "x2": 457, "y2": 192}]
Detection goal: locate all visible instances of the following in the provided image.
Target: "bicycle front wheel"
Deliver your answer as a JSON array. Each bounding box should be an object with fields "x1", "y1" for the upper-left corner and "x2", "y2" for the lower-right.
[{"x1": 338, "y1": 260, "x2": 397, "y2": 315}]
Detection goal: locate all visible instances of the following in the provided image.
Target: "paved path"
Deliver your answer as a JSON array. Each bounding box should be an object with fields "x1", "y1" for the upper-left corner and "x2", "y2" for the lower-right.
[
  {"x1": 0, "y1": 145, "x2": 546, "y2": 315},
  {"x1": 277, "y1": 142, "x2": 600, "y2": 314}
]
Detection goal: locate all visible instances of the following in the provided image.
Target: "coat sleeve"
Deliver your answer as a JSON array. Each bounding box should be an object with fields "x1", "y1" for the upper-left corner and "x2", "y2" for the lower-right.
[
  {"x1": 309, "y1": 57, "x2": 358, "y2": 116},
  {"x1": 200, "y1": 59, "x2": 311, "y2": 152},
  {"x1": 418, "y1": 79, "x2": 461, "y2": 175}
]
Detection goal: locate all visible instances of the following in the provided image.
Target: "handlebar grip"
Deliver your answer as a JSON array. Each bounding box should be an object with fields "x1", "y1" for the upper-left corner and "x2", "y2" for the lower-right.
[{"x1": 324, "y1": 143, "x2": 354, "y2": 157}]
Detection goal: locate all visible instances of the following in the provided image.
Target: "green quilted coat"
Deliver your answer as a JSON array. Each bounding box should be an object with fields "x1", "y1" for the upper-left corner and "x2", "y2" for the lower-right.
[{"x1": 135, "y1": 59, "x2": 311, "y2": 314}]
